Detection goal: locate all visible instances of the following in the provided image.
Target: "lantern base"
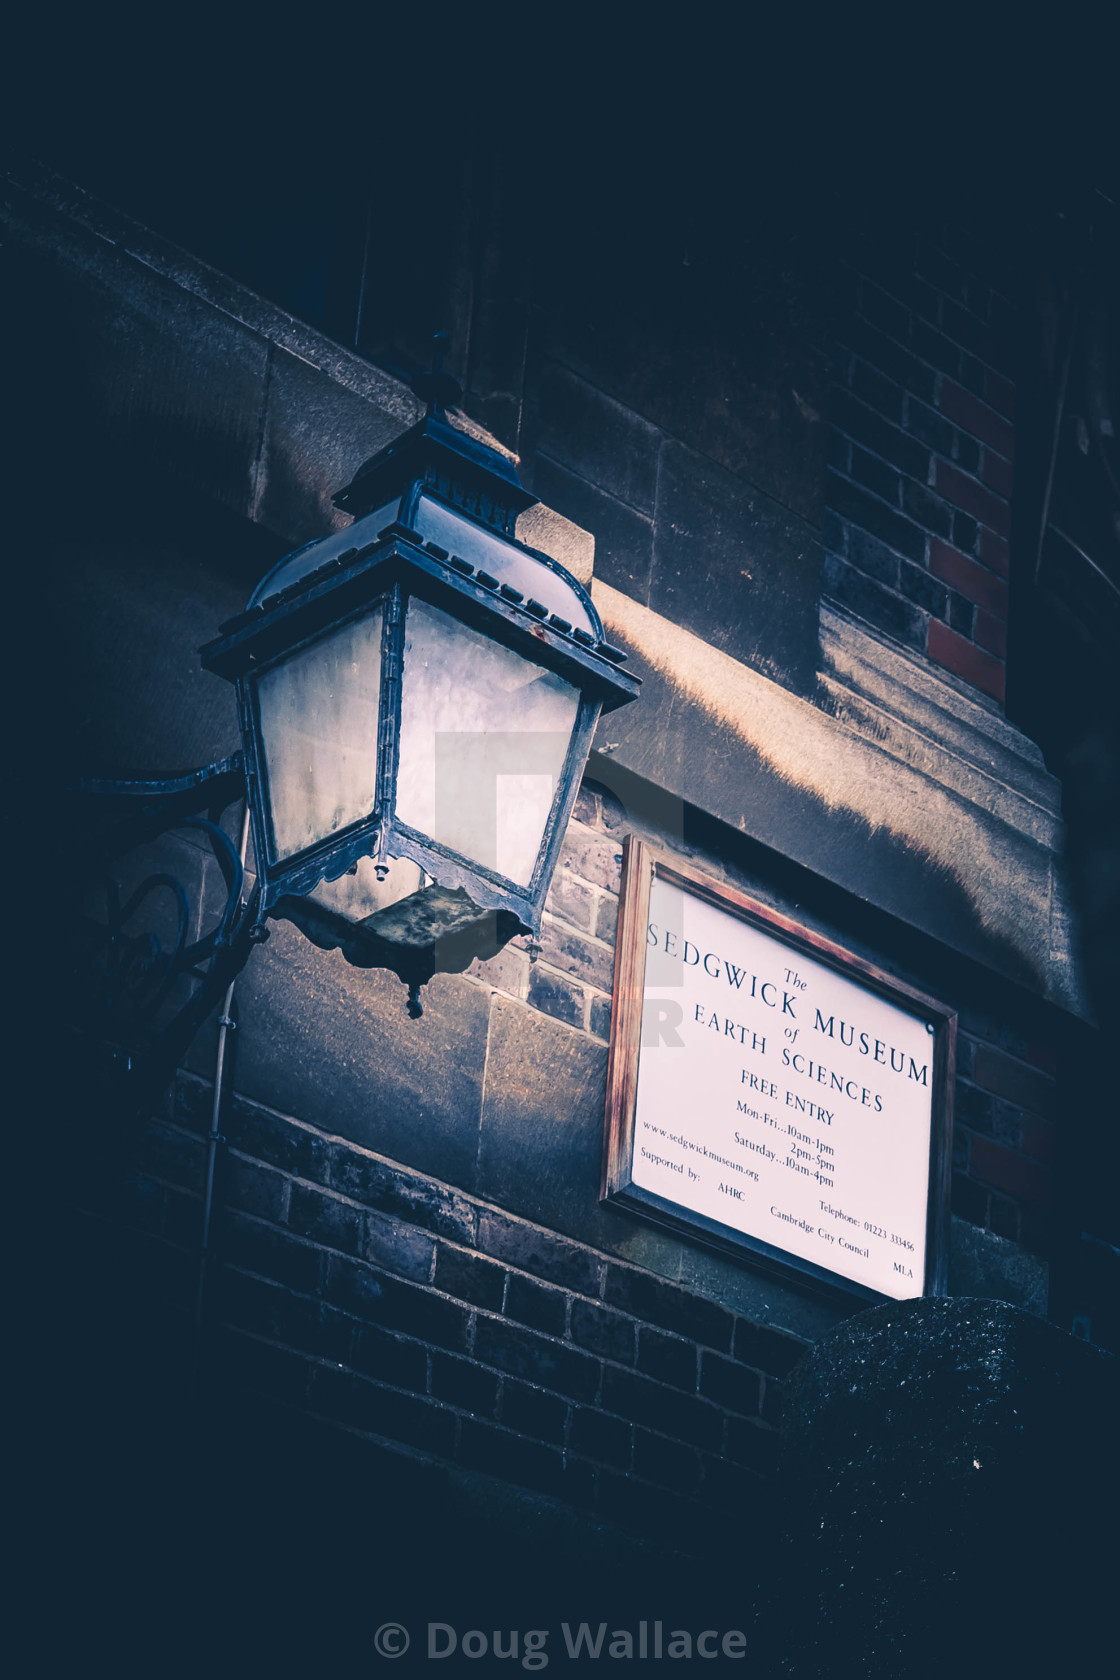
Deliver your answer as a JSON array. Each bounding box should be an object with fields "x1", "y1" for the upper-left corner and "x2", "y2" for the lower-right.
[{"x1": 273, "y1": 884, "x2": 525, "y2": 1016}]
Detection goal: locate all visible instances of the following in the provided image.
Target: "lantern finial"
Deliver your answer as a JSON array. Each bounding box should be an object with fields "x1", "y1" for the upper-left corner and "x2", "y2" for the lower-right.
[{"x1": 411, "y1": 329, "x2": 461, "y2": 418}]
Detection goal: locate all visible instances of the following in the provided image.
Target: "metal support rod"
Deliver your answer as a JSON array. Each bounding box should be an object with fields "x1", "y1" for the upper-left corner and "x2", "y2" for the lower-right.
[{"x1": 190, "y1": 802, "x2": 251, "y2": 1398}]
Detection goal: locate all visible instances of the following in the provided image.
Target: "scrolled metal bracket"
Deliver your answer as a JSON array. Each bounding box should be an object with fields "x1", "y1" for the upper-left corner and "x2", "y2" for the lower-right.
[
  {"x1": 72, "y1": 744, "x2": 530, "y2": 1096},
  {"x1": 71, "y1": 754, "x2": 259, "y2": 1119}
]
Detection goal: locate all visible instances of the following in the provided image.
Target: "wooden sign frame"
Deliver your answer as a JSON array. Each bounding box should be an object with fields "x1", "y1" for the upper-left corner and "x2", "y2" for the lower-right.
[{"x1": 601, "y1": 837, "x2": 956, "y2": 1304}]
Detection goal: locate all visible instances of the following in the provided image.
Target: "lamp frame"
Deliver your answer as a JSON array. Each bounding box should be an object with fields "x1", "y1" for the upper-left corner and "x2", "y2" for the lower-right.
[{"x1": 203, "y1": 518, "x2": 638, "y2": 936}]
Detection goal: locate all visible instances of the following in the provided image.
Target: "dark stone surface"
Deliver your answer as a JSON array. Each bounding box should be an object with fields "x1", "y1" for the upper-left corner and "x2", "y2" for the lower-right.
[
  {"x1": 535, "y1": 218, "x2": 829, "y2": 528},
  {"x1": 637, "y1": 1325, "x2": 699, "y2": 1391},
  {"x1": 898, "y1": 558, "x2": 949, "y2": 617},
  {"x1": 588, "y1": 992, "x2": 613, "y2": 1042},
  {"x1": 826, "y1": 466, "x2": 926, "y2": 562},
  {"x1": 56, "y1": 516, "x2": 245, "y2": 782},
  {"x1": 774, "y1": 1297, "x2": 1119, "y2": 1675},
  {"x1": 433, "y1": 1242, "x2": 506, "y2": 1312},
  {"x1": 831, "y1": 388, "x2": 932, "y2": 482},
  {"x1": 526, "y1": 964, "x2": 584, "y2": 1029},
  {"x1": 571, "y1": 1299, "x2": 637, "y2": 1364},
  {"x1": 698, "y1": 1350, "x2": 761, "y2": 1416},
  {"x1": 531, "y1": 452, "x2": 655, "y2": 602},
  {"x1": 900, "y1": 476, "x2": 953, "y2": 538},
  {"x1": 600, "y1": 1366, "x2": 724, "y2": 1451},
  {"x1": 840, "y1": 314, "x2": 938, "y2": 406},
  {"x1": 230, "y1": 925, "x2": 490, "y2": 1190},
  {"x1": 534, "y1": 359, "x2": 660, "y2": 513},
  {"x1": 592, "y1": 616, "x2": 1060, "y2": 1004},
  {"x1": 505, "y1": 1272, "x2": 568, "y2": 1337},
  {"x1": 651, "y1": 440, "x2": 822, "y2": 695},
  {"x1": 474, "y1": 995, "x2": 609, "y2": 1231},
  {"x1": 325, "y1": 1140, "x2": 476, "y2": 1245},
  {"x1": 846, "y1": 525, "x2": 902, "y2": 587},
  {"x1": 822, "y1": 553, "x2": 927, "y2": 650},
  {"x1": 604, "y1": 1266, "x2": 734, "y2": 1352},
  {"x1": 476, "y1": 1206, "x2": 605, "y2": 1298},
  {"x1": 3, "y1": 205, "x2": 270, "y2": 521},
  {"x1": 905, "y1": 396, "x2": 956, "y2": 456},
  {"x1": 945, "y1": 1218, "x2": 1047, "y2": 1315},
  {"x1": 254, "y1": 344, "x2": 403, "y2": 545},
  {"x1": 848, "y1": 443, "x2": 900, "y2": 504},
  {"x1": 473, "y1": 1317, "x2": 599, "y2": 1403}
]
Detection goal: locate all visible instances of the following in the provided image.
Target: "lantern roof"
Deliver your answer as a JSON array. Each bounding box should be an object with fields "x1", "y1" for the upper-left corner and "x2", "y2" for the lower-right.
[
  {"x1": 219, "y1": 398, "x2": 634, "y2": 690},
  {"x1": 334, "y1": 408, "x2": 535, "y2": 530},
  {"x1": 245, "y1": 492, "x2": 602, "y2": 635}
]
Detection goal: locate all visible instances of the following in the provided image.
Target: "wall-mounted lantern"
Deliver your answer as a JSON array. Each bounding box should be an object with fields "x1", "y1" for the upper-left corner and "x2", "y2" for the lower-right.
[
  {"x1": 201, "y1": 356, "x2": 638, "y2": 1010},
  {"x1": 77, "y1": 346, "x2": 639, "y2": 1094}
]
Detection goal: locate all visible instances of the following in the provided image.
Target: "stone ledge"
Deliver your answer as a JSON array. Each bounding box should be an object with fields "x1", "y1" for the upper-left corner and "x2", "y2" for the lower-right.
[
  {"x1": 945, "y1": 1216, "x2": 1048, "y2": 1318},
  {"x1": 592, "y1": 581, "x2": 1089, "y2": 1018},
  {"x1": 820, "y1": 604, "x2": 1060, "y2": 822},
  {"x1": 3, "y1": 155, "x2": 421, "y2": 426},
  {"x1": 1, "y1": 157, "x2": 596, "y2": 583}
]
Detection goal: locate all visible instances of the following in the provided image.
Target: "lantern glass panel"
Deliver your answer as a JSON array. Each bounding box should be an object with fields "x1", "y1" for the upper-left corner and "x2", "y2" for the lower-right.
[
  {"x1": 396, "y1": 599, "x2": 579, "y2": 886},
  {"x1": 257, "y1": 606, "x2": 383, "y2": 861}
]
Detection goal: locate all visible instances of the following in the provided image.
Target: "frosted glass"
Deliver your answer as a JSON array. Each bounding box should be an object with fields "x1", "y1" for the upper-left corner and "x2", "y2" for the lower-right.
[
  {"x1": 248, "y1": 500, "x2": 399, "y2": 607},
  {"x1": 257, "y1": 608, "x2": 383, "y2": 861},
  {"x1": 396, "y1": 599, "x2": 580, "y2": 885}
]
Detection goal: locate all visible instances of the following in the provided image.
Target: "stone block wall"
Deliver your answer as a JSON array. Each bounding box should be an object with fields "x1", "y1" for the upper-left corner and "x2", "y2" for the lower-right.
[
  {"x1": 524, "y1": 355, "x2": 825, "y2": 700},
  {"x1": 826, "y1": 215, "x2": 1017, "y2": 705}
]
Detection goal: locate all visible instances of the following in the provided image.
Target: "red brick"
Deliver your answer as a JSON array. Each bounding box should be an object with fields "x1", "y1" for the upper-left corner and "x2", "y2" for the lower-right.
[
  {"x1": 934, "y1": 459, "x2": 1011, "y2": 537},
  {"x1": 973, "y1": 609, "x2": 1007, "y2": 658},
  {"x1": 927, "y1": 619, "x2": 1006, "y2": 702},
  {"x1": 978, "y1": 527, "x2": 1010, "y2": 577},
  {"x1": 972, "y1": 1044, "x2": 1055, "y2": 1118},
  {"x1": 929, "y1": 539, "x2": 1009, "y2": 616},
  {"x1": 968, "y1": 1135, "x2": 1050, "y2": 1205},
  {"x1": 980, "y1": 448, "x2": 1014, "y2": 499},
  {"x1": 938, "y1": 378, "x2": 1015, "y2": 459},
  {"x1": 985, "y1": 369, "x2": 1016, "y2": 420}
]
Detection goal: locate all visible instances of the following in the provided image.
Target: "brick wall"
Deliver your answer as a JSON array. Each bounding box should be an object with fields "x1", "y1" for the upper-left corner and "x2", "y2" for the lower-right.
[
  {"x1": 826, "y1": 218, "x2": 1017, "y2": 705},
  {"x1": 75, "y1": 769, "x2": 1059, "y2": 1526},
  {"x1": 101, "y1": 1067, "x2": 803, "y2": 1550},
  {"x1": 952, "y1": 1016, "x2": 1056, "y2": 1257},
  {"x1": 469, "y1": 780, "x2": 625, "y2": 1043}
]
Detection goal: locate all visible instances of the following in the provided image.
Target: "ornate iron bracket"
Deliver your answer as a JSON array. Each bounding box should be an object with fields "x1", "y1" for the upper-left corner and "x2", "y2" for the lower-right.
[
  {"x1": 72, "y1": 754, "x2": 259, "y2": 1119},
  {"x1": 71, "y1": 747, "x2": 525, "y2": 1107}
]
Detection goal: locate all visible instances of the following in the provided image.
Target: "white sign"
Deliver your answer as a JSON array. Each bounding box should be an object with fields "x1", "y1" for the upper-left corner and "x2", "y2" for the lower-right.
[{"x1": 629, "y1": 875, "x2": 936, "y2": 1299}]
